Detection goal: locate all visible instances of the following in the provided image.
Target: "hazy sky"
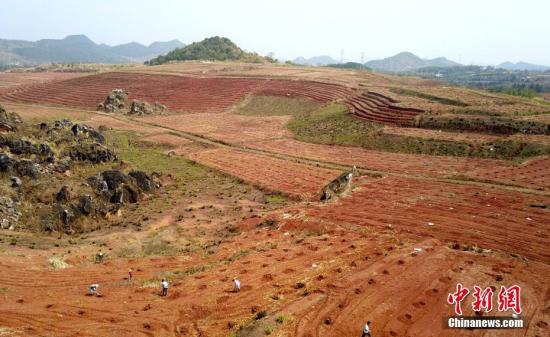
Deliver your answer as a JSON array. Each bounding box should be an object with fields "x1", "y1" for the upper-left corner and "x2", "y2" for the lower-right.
[{"x1": 2, "y1": 0, "x2": 549, "y2": 65}]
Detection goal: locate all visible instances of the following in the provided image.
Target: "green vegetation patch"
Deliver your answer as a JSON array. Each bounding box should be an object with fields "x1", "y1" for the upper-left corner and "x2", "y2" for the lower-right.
[
  {"x1": 234, "y1": 95, "x2": 322, "y2": 117},
  {"x1": 416, "y1": 114, "x2": 550, "y2": 135},
  {"x1": 286, "y1": 103, "x2": 550, "y2": 159},
  {"x1": 287, "y1": 103, "x2": 382, "y2": 145},
  {"x1": 390, "y1": 87, "x2": 468, "y2": 106},
  {"x1": 146, "y1": 36, "x2": 276, "y2": 65},
  {"x1": 327, "y1": 62, "x2": 371, "y2": 70},
  {"x1": 105, "y1": 131, "x2": 205, "y2": 180}
]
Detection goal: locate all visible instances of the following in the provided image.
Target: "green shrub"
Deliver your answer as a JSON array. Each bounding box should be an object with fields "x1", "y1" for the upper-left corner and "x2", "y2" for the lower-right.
[{"x1": 276, "y1": 314, "x2": 289, "y2": 323}]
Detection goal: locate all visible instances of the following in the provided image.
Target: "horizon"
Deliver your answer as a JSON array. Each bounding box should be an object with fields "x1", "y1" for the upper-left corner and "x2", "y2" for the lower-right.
[{"x1": 1, "y1": 0, "x2": 550, "y2": 65}]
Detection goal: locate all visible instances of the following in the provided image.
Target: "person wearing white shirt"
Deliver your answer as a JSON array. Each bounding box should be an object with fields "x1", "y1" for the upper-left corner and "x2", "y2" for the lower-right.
[
  {"x1": 362, "y1": 321, "x2": 372, "y2": 337},
  {"x1": 233, "y1": 279, "x2": 241, "y2": 292},
  {"x1": 161, "y1": 279, "x2": 169, "y2": 296}
]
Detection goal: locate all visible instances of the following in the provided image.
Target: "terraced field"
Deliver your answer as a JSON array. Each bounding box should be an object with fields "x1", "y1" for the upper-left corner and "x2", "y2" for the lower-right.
[
  {"x1": 345, "y1": 91, "x2": 424, "y2": 126},
  {"x1": 0, "y1": 72, "x2": 88, "y2": 89},
  {"x1": 1, "y1": 72, "x2": 357, "y2": 114},
  {"x1": 254, "y1": 79, "x2": 355, "y2": 102},
  {"x1": 1, "y1": 72, "x2": 263, "y2": 113}
]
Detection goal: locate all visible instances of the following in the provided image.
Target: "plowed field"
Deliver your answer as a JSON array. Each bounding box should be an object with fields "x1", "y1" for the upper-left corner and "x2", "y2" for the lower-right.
[
  {"x1": 188, "y1": 147, "x2": 341, "y2": 200},
  {"x1": 1, "y1": 72, "x2": 356, "y2": 113}
]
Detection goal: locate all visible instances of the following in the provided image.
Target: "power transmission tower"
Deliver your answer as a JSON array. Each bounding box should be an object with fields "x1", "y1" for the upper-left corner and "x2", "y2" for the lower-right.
[{"x1": 340, "y1": 49, "x2": 344, "y2": 64}]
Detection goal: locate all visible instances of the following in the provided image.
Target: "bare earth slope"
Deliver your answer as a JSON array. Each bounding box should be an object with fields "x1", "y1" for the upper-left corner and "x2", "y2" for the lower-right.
[{"x1": 0, "y1": 64, "x2": 549, "y2": 337}]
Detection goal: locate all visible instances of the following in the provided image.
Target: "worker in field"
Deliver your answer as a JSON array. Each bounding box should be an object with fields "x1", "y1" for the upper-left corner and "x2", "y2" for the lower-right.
[
  {"x1": 96, "y1": 250, "x2": 104, "y2": 263},
  {"x1": 161, "y1": 279, "x2": 169, "y2": 296},
  {"x1": 233, "y1": 278, "x2": 241, "y2": 292},
  {"x1": 361, "y1": 321, "x2": 372, "y2": 337},
  {"x1": 89, "y1": 284, "x2": 100, "y2": 296},
  {"x1": 128, "y1": 268, "x2": 133, "y2": 281}
]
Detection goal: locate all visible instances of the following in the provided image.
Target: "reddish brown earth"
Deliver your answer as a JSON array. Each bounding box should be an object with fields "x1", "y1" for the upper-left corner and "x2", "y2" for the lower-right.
[
  {"x1": 1, "y1": 68, "x2": 550, "y2": 337},
  {"x1": 0, "y1": 72, "x2": 356, "y2": 113},
  {"x1": 471, "y1": 156, "x2": 550, "y2": 191},
  {"x1": 0, "y1": 176, "x2": 548, "y2": 337},
  {"x1": 382, "y1": 126, "x2": 503, "y2": 145},
  {"x1": 0, "y1": 102, "x2": 93, "y2": 121},
  {"x1": 86, "y1": 114, "x2": 164, "y2": 134},
  {"x1": 244, "y1": 138, "x2": 510, "y2": 179},
  {"x1": 297, "y1": 176, "x2": 550, "y2": 263},
  {"x1": 140, "y1": 133, "x2": 194, "y2": 147},
  {"x1": 188, "y1": 147, "x2": 341, "y2": 200},
  {"x1": 1, "y1": 72, "x2": 262, "y2": 113},
  {"x1": 0, "y1": 72, "x2": 88, "y2": 89},
  {"x1": 144, "y1": 113, "x2": 292, "y2": 144},
  {"x1": 346, "y1": 91, "x2": 424, "y2": 126}
]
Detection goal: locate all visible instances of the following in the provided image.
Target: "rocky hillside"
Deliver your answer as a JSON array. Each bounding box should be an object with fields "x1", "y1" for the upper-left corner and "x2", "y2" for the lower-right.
[{"x1": 0, "y1": 104, "x2": 162, "y2": 233}]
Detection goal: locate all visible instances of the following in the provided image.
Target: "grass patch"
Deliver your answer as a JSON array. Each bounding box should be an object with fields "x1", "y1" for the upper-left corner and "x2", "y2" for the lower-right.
[
  {"x1": 287, "y1": 103, "x2": 382, "y2": 145},
  {"x1": 416, "y1": 114, "x2": 550, "y2": 135},
  {"x1": 47, "y1": 255, "x2": 70, "y2": 269},
  {"x1": 390, "y1": 88, "x2": 468, "y2": 106},
  {"x1": 234, "y1": 95, "x2": 322, "y2": 116},
  {"x1": 276, "y1": 314, "x2": 290, "y2": 324},
  {"x1": 104, "y1": 131, "x2": 205, "y2": 180},
  {"x1": 287, "y1": 103, "x2": 550, "y2": 159},
  {"x1": 265, "y1": 194, "x2": 287, "y2": 205}
]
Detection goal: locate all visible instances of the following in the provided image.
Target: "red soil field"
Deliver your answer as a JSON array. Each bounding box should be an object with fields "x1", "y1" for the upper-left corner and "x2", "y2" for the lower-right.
[
  {"x1": 140, "y1": 133, "x2": 194, "y2": 147},
  {"x1": 0, "y1": 102, "x2": 92, "y2": 122},
  {"x1": 382, "y1": 126, "x2": 503, "y2": 145},
  {"x1": 0, "y1": 72, "x2": 88, "y2": 89},
  {"x1": 1, "y1": 72, "x2": 358, "y2": 114},
  {"x1": 345, "y1": 91, "x2": 424, "y2": 126},
  {"x1": 1, "y1": 67, "x2": 549, "y2": 337},
  {"x1": 1, "y1": 72, "x2": 263, "y2": 113},
  {"x1": 253, "y1": 78, "x2": 355, "y2": 102},
  {"x1": 298, "y1": 175, "x2": 550, "y2": 263},
  {"x1": 288, "y1": 239, "x2": 550, "y2": 337},
  {"x1": 471, "y1": 156, "x2": 550, "y2": 191},
  {"x1": 244, "y1": 138, "x2": 510, "y2": 179},
  {"x1": 188, "y1": 147, "x2": 341, "y2": 199},
  {"x1": 1, "y1": 176, "x2": 548, "y2": 337},
  {"x1": 143, "y1": 113, "x2": 292, "y2": 144},
  {"x1": 85, "y1": 114, "x2": 164, "y2": 134}
]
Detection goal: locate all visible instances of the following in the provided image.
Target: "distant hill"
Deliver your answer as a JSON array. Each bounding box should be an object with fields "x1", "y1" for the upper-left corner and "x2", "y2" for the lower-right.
[
  {"x1": 365, "y1": 52, "x2": 461, "y2": 72},
  {"x1": 0, "y1": 35, "x2": 184, "y2": 65},
  {"x1": 293, "y1": 55, "x2": 339, "y2": 66},
  {"x1": 497, "y1": 61, "x2": 550, "y2": 71},
  {"x1": 146, "y1": 36, "x2": 274, "y2": 65},
  {"x1": 327, "y1": 62, "x2": 370, "y2": 70}
]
